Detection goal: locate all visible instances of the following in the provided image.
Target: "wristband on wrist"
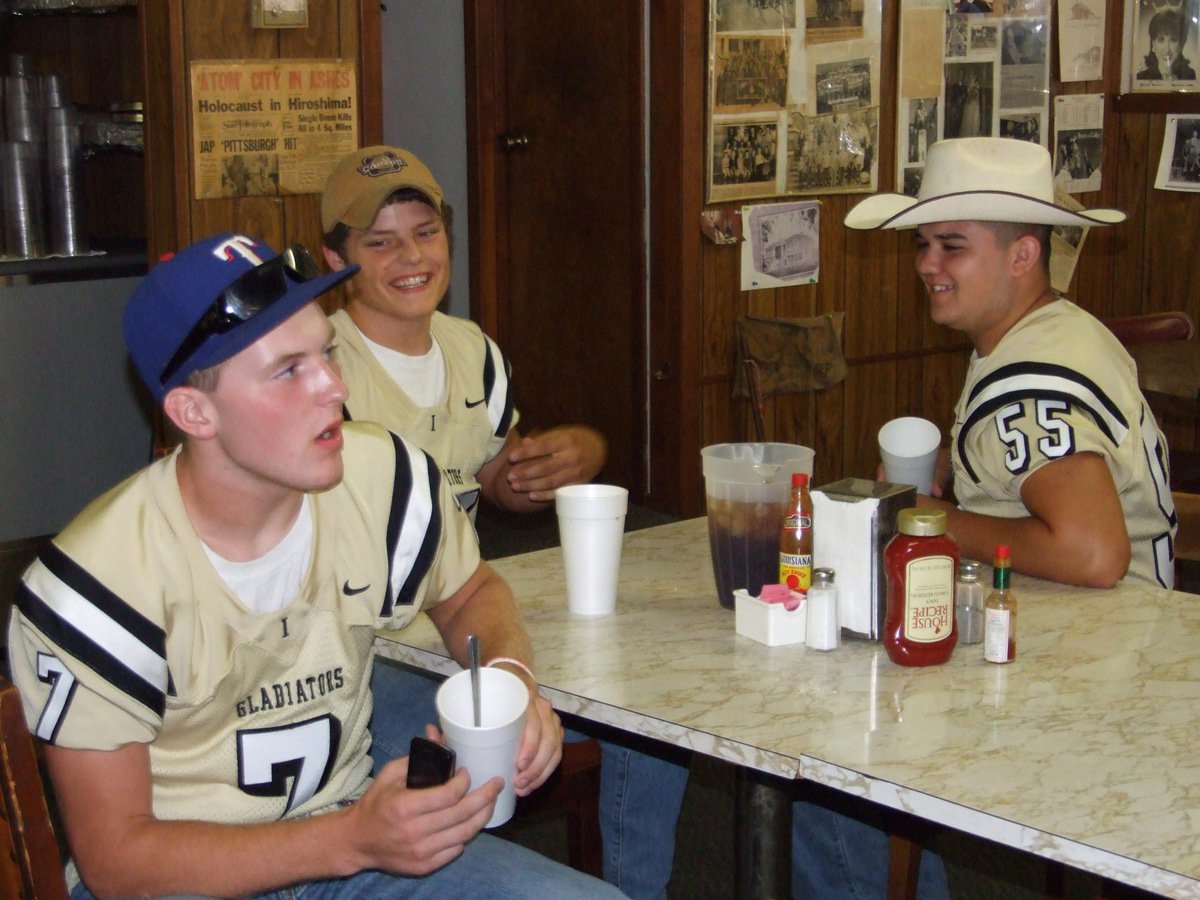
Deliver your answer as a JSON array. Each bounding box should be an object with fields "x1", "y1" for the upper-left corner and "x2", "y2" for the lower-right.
[{"x1": 485, "y1": 656, "x2": 537, "y2": 683}]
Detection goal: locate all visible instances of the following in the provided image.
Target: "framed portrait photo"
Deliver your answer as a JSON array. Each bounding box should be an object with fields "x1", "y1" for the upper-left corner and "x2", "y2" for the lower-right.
[{"x1": 1127, "y1": 0, "x2": 1200, "y2": 93}]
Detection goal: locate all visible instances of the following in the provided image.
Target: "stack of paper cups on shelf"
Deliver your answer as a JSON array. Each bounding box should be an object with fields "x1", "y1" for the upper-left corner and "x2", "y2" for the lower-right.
[
  {"x1": 2, "y1": 60, "x2": 87, "y2": 261},
  {"x1": 3, "y1": 72, "x2": 45, "y2": 259},
  {"x1": 45, "y1": 98, "x2": 87, "y2": 256}
]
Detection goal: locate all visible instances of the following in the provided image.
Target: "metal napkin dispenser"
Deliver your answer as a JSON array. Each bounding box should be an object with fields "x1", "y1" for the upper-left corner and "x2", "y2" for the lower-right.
[{"x1": 812, "y1": 478, "x2": 916, "y2": 640}]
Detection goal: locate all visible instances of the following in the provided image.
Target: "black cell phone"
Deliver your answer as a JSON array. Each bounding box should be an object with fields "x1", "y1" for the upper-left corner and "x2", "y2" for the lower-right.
[{"x1": 406, "y1": 736, "x2": 456, "y2": 789}]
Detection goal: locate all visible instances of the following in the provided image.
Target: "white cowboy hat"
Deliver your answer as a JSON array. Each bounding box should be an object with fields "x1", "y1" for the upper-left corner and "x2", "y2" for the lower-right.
[{"x1": 844, "y1": 137, "x2": 1125, "y2": 230}]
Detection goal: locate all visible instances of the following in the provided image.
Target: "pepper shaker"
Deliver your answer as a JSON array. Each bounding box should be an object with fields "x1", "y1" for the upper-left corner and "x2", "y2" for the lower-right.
[{"x1": 955, "y1": 559, "x2": 985, "y2": 644}]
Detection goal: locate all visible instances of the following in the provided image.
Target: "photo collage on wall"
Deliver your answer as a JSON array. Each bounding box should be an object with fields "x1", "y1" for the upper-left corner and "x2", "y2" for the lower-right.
[
  {"x1": 707, "y1": 0, "x2": 884, "y2": 202},
  {"x1": 896, "y1": 0, "x2": 1051, "y2": 195}
]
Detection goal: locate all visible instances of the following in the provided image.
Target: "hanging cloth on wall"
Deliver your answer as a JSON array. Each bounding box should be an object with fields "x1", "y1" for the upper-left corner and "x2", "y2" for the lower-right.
[{"x1": 733, "y1": 312, "x2": 847, "y2": 400}]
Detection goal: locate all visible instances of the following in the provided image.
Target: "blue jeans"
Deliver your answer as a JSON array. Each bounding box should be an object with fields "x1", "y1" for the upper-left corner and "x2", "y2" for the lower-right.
[
  {"x1": 70, "y1": 831, "x2": 621, "y2": 899},
  {"x1": 370, "y1": 659, "x2": 689, "y2": 900},
  {"x1": 792, "y1": 784, "x2": 949, "y2": 899}
]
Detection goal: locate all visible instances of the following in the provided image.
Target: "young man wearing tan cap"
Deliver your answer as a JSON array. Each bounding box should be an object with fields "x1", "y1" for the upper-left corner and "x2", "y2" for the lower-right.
[
  {"x1": 789, "y1": 136, "x2": 1177, "y2": 900},
  {"x1": 321, "y1": 146, "x2": 690, "y2": 899}
]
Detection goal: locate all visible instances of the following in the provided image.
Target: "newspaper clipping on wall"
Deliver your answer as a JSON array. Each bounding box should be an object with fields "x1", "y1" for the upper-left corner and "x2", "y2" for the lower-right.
[{"x1": 190, "y1": 59, "x2": 358, "y2": 201}]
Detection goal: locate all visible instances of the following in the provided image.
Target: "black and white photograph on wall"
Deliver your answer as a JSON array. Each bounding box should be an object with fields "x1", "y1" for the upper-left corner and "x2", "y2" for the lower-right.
[
  {"x1": 944, "y1": 61, "x2": 994, "y2": 138},
  {"x1": 713, "y1": 35, "x2": 791, "y2": 112},
  {"x1": 1154, "y1": 115, "x2": 1200, "y2": 190},
  {"x1": 971, "y1": 20, "x2": 1000, "y2": 50},
  {"x1": 1000, "y1": 112, "x2": 1041, "y2": 143},
  {"x1": 785, "y1": 107, "x2": 878, "y2": 192},
  {"x1": 709, "y1": 118, "x2": 782, "y2": 202},
  {"x1": 946, "y1": 13, "x2": 970, "y2": 57},
  {"x1": 805, "y1": 0, "x2": 866, "y2": 43},
  {"x1": 952, "y1": 0, "x2": 994, "y2": 13},
  {"x1": 1002, "y1": 18, "x2": 1048, "y2": 65},
  {"x1": 907, "y1": 97, "x2": 938, "y2": 162},
  {"x1": 815, "y1": 58, "x2": 872, "y2": 113},
  {"x1": 742, "y1": 200, "x2": 821, "y2": 288},
  {"x1": 714, "y1": 0, "x2": 798, "y2": 31},
  {"x1": 1001, "y1": 0, "x2": 1047, "y2": 15},
  {"x1": 903, "y1": 165, "x2": 925, "y2": 196},
  {"x1": 1131, "y1": 0, "x2": 1200, "y2": 91},
  {"x1": 1053, "y1": 127, "x2": 1101, "y2": 192}
]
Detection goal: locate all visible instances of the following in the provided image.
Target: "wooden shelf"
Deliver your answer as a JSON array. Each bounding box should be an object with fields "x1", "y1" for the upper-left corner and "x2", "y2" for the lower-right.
[{"x1": 0, "y1": 241, "x2": 146, "y2": 282}]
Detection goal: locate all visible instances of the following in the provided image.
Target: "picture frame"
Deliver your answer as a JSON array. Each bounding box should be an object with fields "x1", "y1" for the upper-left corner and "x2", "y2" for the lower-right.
[{"x1": 1123, "y1": 0, "x2": 1200, "y2": 93}]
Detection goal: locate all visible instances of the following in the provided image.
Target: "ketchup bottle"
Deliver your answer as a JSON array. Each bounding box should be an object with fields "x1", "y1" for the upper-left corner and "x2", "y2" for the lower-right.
[{"x1": 883, "y1": 508, "x2": 958, "y2": 666}]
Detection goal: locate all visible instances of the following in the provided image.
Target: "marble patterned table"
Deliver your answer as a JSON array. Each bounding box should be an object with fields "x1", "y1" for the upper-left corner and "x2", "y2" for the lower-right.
[{"x1": 375, "y1": 517, "x2": 1200, "y2": 898}]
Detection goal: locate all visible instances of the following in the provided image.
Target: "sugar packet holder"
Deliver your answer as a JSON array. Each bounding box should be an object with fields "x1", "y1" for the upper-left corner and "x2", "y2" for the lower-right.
[{"x1": 735, "y1": 586, "x2": 807, "y2": 646}]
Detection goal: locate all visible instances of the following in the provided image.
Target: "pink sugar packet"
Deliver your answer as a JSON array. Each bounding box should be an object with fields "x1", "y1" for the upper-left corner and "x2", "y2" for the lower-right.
[{"x1": 758, "y1": 583, "x2": 805, "y2": 612}]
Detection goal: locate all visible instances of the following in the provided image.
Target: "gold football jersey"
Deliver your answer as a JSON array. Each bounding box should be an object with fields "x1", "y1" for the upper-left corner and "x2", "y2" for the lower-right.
[
  {"x1": 9, "y1": 423, "x2": 479, "y2": 824},
  {"x1": 951, "y1": 300, "x2": 1176, "y2": 588},
  {"x1": 332, "y1": 309, "x2": 517, "y2": 519}
]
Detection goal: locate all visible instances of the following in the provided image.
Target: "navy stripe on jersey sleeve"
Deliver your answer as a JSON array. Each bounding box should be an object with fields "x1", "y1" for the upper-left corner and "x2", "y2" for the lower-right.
[
  {"x1": 481, "y1": 335, "x2": 515, "y2": 438},
  {"x1": 958, "y1": 361, "x2": 1130, "y2": 484},
  {"x1": 381, "y1": 432, "x2": 443, "y2": 616},
  {"x1": 17, "y1": 544, "x2": 172, "y2": 716}
]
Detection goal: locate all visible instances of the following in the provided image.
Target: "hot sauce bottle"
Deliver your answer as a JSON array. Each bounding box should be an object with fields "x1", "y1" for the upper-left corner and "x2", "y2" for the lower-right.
[
  {"x1": 984, "y1": 544, "x2": 1017, "y2": 664},
  {"x1": 883, "y1": 508, "x2": 959, "y2": 666},
  {"x1": 779, "y1": 473, "x2": 813, "y2": 594}
]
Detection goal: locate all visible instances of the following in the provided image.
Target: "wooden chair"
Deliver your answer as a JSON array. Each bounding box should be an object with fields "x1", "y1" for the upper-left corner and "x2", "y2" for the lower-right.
[
  {"x1": 0, "y1": 676, "x2": 68, "y2": 900},
  {"x1": 1103, "y1": 311, "x2": 1200, "y2": 495},
  {"x1": 1103, "y1": 311, "x2": 1195, "y2": 347}
]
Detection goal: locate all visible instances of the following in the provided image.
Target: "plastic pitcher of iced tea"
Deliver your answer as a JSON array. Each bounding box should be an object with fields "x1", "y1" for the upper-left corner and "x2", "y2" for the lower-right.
[{"x1": 701, "y1": 443, "x2": 815, "y2": 609}]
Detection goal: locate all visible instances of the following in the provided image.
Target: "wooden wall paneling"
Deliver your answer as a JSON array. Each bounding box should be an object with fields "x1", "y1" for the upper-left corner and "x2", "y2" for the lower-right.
[
  {"x1": 702, "y1": 241, "x2": 738, "y2": 380},
  {"x1": 841, "y1": 360, "x2": 897, "y2": 480},
  {"x1": 844, "y1": 217, "x2": 901, "y2": 356},
  {"x1": 1109, "y1": 112, "x2": 1150, "y2": 315},
  {"x1": 283, "y1": 0, "x2": 340, "y2": 55},
  {"x1": 1141, "y1": 117, "x2": 1200, "y2": 314}
]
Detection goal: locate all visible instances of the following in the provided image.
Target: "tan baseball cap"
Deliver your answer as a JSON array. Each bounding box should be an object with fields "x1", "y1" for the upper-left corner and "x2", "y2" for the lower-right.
[{"x1": 320, "y1": 145, "x2": 445, "y2": 232}]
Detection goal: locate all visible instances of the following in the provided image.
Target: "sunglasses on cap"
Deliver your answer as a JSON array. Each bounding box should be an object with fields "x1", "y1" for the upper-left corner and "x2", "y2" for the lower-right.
[{"x1": 159, "y1": 244, "x2": 322, "y2": 385}]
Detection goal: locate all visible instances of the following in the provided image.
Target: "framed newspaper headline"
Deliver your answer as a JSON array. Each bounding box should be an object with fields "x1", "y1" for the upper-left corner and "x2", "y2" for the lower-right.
[
  {"x1": 706, "y1": 0, "x2": 884, "y2": 203},
  {"x1": 1121, "y1": 0, "x2": 1200, "y2": 93}
]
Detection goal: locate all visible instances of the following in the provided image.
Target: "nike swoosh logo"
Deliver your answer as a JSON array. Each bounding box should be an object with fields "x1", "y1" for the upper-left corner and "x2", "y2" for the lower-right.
[
  {"x1": 464, "y1": 397, "x2": 487, "y2": 409},
  {"x1": 342, "y1": 581, "x2": 371, "y2": 596}
]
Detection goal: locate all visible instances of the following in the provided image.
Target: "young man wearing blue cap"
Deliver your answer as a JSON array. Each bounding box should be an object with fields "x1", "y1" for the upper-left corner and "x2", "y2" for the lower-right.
[
  {"x1": 6, "y1": 233, "x2": 621, "y2": 898},
  {"x1": 320, "y1": 146, "x2": 691, "y2": 900}
]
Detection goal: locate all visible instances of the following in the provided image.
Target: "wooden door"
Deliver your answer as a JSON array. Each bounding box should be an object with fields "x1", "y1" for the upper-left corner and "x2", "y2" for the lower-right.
[{"x1": 466, "y1": 0, "x2": 645, "y2": 496}]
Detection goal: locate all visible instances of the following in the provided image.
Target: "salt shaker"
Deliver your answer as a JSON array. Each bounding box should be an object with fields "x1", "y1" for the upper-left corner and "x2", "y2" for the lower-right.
[
  {"x1": 806, "y1": 567, "x2": 840, "y2": 651},
  {"x1": 955, "y1": 559, "x2": 984, "y2": 644}
]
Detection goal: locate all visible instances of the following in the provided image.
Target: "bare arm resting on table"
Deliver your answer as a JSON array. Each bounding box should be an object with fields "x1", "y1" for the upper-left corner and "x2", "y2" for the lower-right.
[
  {"x1": 917, "y1": 450, "x2": 1131, "y2": 587},
  {"x1": 46, "y1": 739, "x2": 500, "y2": 898},
  {"x1": 426, "y1": 561, "x2": 564, "y2": 795},
  {"x1": 478, "y1": 425, "x2": 607, "y2": 509}
]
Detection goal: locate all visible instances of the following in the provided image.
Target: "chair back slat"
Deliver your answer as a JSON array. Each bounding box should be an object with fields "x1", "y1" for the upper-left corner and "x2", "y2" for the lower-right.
[{"x1": 0, "y1": 677, "x2": 68, "y2": 900}]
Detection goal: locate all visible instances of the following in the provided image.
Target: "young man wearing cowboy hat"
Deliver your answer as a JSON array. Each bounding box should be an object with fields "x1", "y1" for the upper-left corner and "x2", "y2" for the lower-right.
[
  {"x1": 789, "y1": 137, "x2": 1177, "y2": 900},
  {"x1": 846, "y1": 136, "x2": 1175, "y2": 590}
]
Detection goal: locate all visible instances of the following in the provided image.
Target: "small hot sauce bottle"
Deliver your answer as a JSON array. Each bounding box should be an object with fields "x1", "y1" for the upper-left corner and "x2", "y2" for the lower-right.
[
  {"x1": 883, "y1": 508, "x2": 959, "y2": 666},
  {"x1": 779, "y1": 473, "x2": 813, "y2": 594},
  {"x1": 984, "y1": 545, "x2": 1017, "y2": 664}
]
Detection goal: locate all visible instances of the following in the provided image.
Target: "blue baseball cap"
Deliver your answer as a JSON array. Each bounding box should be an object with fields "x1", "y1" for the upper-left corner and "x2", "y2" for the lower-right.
[{"x1": 123, "y1": 233, "x2": 357, "y2": 401}]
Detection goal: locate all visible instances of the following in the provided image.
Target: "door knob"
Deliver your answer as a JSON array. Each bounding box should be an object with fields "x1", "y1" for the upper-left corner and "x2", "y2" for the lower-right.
[{"x1": 499, "y1": 133, "x2": 530, "y2": 151}]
